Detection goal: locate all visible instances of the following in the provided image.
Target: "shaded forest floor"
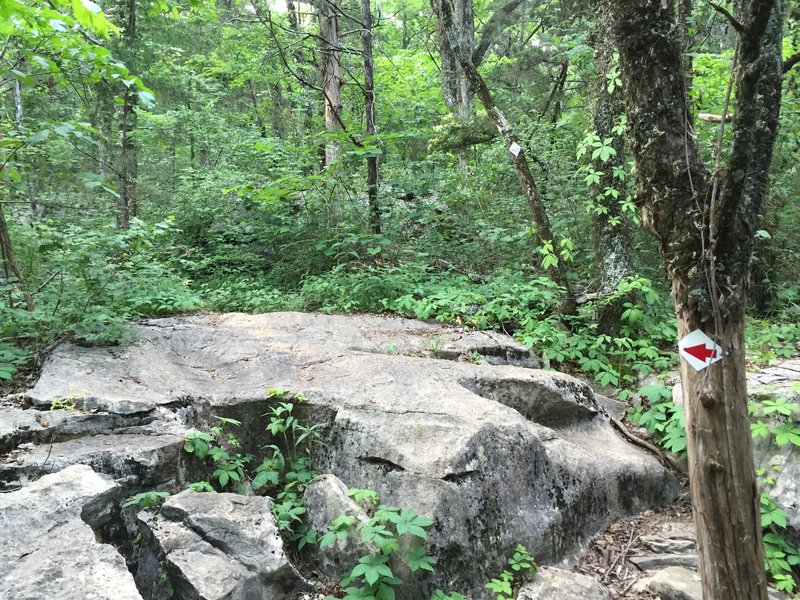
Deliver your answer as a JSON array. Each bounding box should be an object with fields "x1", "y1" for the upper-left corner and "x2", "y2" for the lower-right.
[{"x1": 576, "y1": 492, "x2": 693, "y2": 599}]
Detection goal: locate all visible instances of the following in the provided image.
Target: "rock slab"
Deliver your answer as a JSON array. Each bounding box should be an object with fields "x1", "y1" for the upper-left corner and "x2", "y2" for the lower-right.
[
  {"x1": 9, "y1": 312, "x2": 680, "y2": 599},
  {"x1": 518, "y1": 567, "x2": 610, "y2": 600},
  {"x1": 0, "y1": 464, "x2": 142, "y2": 600},
  {"x1": 138, "y1": 490, "x2": 299, "y2": 600}
]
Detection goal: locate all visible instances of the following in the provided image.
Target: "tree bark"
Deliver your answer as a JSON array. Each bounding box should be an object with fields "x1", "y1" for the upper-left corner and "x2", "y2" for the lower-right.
[
  {"x1": 316, "y1": 0, "x2": 343, "y2": 167},
  {"x1": 117, "y1": 0, "x2": 138, "y2": 229},
  {"x1": 12, "y1": 68, "x2": 37, "y2": 216},
  {"x1": 590, "y1": 27, "x2": 633, "y2": 295},
  {"x1": 600, "y1": 0, "x2": 784, "y2": 597},
  {"x1": 433, "y1": 0, "x2": 575, "y2": 313},
  {"x1": 431, "y1": 0, "x2": 474, "y2": 116},
  {"x1": 362, "y1": 0, "x2": 380, "y2": 234},
  {"x1": 0, "y1": 203, "x2": 33, "y2": 311}
]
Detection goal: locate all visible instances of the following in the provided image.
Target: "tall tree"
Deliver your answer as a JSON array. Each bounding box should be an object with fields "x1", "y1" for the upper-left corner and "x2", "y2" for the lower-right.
[
  {"x1": 117, "y1": 0, "x2": 139, "y2": 229},
  {"x1": 433, "y1": 0, "x2": 576, "y2": 313},
  {"x1": 599, "y1": 0, "x2": 784, "y2": 597},
  {"x1": 362, "y1": 0, "x2": 380, "y2": 233},
  {"x1": 315, "y1": 0, "x2": 343, "y2": 166},
  {"x1": 431, "y1": 0, "x2": 474, "y2": 117},
  {"x1": 589, "y1": 25, "x2": 634, "y2": 333}
]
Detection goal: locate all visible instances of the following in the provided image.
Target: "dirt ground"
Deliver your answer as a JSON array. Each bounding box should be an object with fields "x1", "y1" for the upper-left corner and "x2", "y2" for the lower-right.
[{"x1": 575, "y1": 490, "x2": 694, "y2": 599}]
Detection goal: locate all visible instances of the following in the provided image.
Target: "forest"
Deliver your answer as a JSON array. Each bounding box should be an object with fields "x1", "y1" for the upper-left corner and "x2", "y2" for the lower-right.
[{"x1": 1, "y1": 0, "x2": 799, "y2": 597}]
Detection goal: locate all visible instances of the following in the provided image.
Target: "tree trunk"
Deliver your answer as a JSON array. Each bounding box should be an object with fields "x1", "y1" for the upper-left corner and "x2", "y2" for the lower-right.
[
  {"x1": 0, "y1": 203, "x2": 33, "y2": 311},
  {"x1": 362, "y1": 0, "x2": 380, "y2": 234},
  {"x1": 454, "y1": 0, "x2": 474, "y2": 118},
  {"x1": 431, "y1": 0, "x2": 474, "y2": 172},
  {"x1": 287, "y1": 0, "x2": 299, "y2": 31},
  {"x1": 433, "y1": 0, "x2": 575, "y2": 313},
  {"x1": 590, "y1": 27, "x2": 633, "y2": 294},
  {"x1": 12, "y1": 61, "x2": 37, "y2": 216},
  {"x1": 117, "y1": 0, "x2": 138, "y2": 229},
  {"x1": 316, "y1": 0, "x2": 342, "y2": 167},
  {"x1": 600, "y1": 0, "x2": 784, "y2": 597}
]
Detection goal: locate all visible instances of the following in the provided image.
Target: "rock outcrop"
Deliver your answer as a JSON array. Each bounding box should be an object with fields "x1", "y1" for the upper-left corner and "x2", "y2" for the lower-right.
[
  {"x1": 0, "y1": 464, "x2": 141, "y2": 600},
  {"x1": 137, "y1": 490, "x2": 300, "y2": 599},
  {"x1": 1, "y1": 312, "x2": 680, "y2": 599}
]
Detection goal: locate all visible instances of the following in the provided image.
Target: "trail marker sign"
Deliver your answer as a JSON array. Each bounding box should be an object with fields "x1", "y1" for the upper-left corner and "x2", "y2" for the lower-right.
[{"x1": 679, "y1": 329, "x2": 723, "y2": 371}]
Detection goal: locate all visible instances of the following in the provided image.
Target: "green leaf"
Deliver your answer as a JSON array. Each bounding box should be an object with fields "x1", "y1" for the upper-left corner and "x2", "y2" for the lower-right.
[
  {"x1": 350, "y1": 555, "x2": 393, "y2": 586},
  {"x1": 138, "y1": 90, "x2": 156, "y2": 109},
  {"x1": 389, "y1": 508, "x2": 432, "y2": 539},
  {"x1": 29, "y1": 129, "x2": 51, "y2": 144},
  {"x1": 406, "y1": 545, "x2": 436, "y2": 572}
]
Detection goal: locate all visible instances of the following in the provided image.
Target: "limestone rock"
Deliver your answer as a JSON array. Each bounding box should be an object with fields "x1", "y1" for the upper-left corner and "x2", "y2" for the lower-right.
[
  {"x1": 0, "y1": 406, "x2": 135, "y2": 453},
  {"x1": 0, "y1": 464, "x2": 141, "y2": 600},
  {"x1": 1, "y1": 430, "x2": 186, "y2": 488},
  {"x1": 138, "y1": 490, "x2": 299, "y2": 599},
  {"x1": 16, "y1": 312, "x2": 679, "y2": 598},
  {"x1": 641, "y1": 566, "x2": 701, "y2": 600},
  {"x1": 629, "y1": 553, "x2": 698, "y2": 571},
  {"x1": 304, "y1": 474, "x2": 377, "y2": 582},
  {"x1": 640, "y1": 521, "x2": 696, "y2": 554},
  {"x1": 517, "y1": 567, "x2": 609, "y2": 600}
]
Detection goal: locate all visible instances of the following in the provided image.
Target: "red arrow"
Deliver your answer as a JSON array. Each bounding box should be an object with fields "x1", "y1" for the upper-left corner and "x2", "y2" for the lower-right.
[{"x1": 684, "y1": 343, "x2": 717, "y2": 362}]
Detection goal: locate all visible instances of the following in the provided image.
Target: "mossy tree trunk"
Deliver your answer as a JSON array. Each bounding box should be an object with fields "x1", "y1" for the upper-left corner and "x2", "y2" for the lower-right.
[{"x1": 600, "y1": 0, "x2": 784, "y2": 597}]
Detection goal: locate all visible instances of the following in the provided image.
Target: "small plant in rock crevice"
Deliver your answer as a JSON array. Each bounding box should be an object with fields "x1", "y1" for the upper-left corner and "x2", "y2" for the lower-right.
[
  {"x1": 183, "y1": 415, "x2": 253, "y2": 491},
  {"x1": 485, "y1": 544, "x2": 537, "y2": 600},
  {"x1": 182, "y1": 388, "x2": 323, "y2": 545},
  {"x1": 319, "y1": 488, "x2": 438, "y2": 600},
  {"x1": 123, "y1": 490, "x2": 171, "y2": 509}
]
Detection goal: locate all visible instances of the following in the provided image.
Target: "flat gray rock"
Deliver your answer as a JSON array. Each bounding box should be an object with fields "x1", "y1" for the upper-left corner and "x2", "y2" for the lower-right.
[
  {"x1": 630, "y1": 553, "x2": 698, "y2": 571},
  {"x1": 2, "y1": 430, "x2": 186, "y2": 487},
  {"x1": 634, "y1": 566, "x2": 700, "y2": 600},
  {"x1": 518, "y1": 567, "x2": 609, "y2": 599},
  {"x1": 0, "y1": 464, "x2": 141, "y2": 600}
]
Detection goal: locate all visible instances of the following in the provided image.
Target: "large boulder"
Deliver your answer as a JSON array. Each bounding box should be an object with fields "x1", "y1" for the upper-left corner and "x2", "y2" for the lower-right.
[
  {"x1": 6, "y1": 312, "x2": 678, "y2": 599},
  {"x1": 0, "y1": 464, "x2": 142, "y2": 600}
]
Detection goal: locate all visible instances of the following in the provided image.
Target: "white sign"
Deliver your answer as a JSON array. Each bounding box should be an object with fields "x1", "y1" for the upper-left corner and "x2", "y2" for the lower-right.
[
  {"x1": 679, "y1": 329, "x2": 723, "y2": 371},
  {"x1": 509, "y1": 142, "x2": 521, "y2": 157}
]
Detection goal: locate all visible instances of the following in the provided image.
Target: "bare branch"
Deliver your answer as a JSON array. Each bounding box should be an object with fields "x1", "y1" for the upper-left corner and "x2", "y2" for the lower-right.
[
  {"x1": 472, "y1": 0, "x2": 523, "y2": 67},
  {"x1": 784, "y1": 51, "x2": 800, "y2": 74},
  {"x1": 705, "y1": 0, "x2": 744, "y2": 31}
]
